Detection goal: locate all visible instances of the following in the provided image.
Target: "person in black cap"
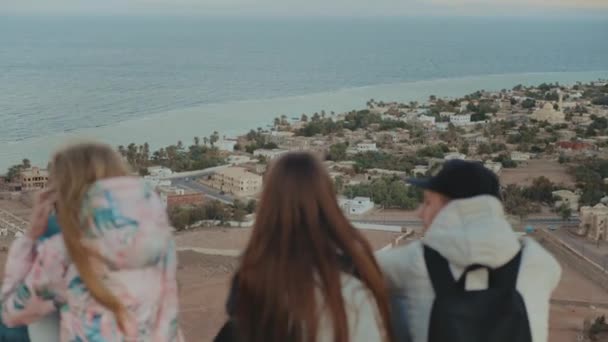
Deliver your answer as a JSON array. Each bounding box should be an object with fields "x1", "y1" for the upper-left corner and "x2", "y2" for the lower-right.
[
  {"x1": 408, "y1": 159, "x2": 502, "y2": 233},
  {"x1": 376, "y1": 159, "x2": 561, "y2": 342}
]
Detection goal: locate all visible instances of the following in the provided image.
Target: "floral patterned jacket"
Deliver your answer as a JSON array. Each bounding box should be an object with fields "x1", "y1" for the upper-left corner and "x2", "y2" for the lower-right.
[{"x1": 1, "y1": 177, "x2": 183, "y2": 342}]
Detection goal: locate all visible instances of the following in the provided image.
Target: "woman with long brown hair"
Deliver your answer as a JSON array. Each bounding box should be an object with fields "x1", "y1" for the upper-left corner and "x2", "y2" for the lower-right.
[{"x1": 216, "y1": 152, "x2": 393, "y2": 342}]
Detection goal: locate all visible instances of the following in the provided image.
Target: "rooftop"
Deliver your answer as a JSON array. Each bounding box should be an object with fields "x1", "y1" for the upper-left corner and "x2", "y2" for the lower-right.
[{"x1": 215, "y1": 167, "x2": 261, "y2": 179}]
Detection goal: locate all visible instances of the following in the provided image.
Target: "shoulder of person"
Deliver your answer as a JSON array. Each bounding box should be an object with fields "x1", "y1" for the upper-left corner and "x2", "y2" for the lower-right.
[
  {"x1": 518, "y1": 237, "x2": 562, "y2": 284},
  {"x1": 337, "y1": 274, "x2": 384, "y2": 334},
  {"x1": 376, "y1": 241, "x2": 426, "y2": 272},
  {"x1": 36, "y1": 234, "x2": 68, "y2": 259}
]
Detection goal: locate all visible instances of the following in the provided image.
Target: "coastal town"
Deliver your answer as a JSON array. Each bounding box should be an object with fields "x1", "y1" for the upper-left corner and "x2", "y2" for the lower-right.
[{"x1": 2, "y1": 79, "x2": 608, "y2": 341}]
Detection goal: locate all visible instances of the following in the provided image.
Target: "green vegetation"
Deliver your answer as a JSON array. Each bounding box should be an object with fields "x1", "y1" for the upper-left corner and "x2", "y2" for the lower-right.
[
  {"x1": 120, "y1": 137, "x2": 226, "y2": 174},
  {"x1": 352, "y1": 151, "x2": 423, "y2": 173},
  {"x1": 557, "y1": 203, "x2": 572, "y2": 222},
  {"x1": 521, "y1": 98, "x2": 536, "y2": 109},
  {"x1": 506, "y1": 125, "x2": 540, "y2": 145},
  {"x1": 592, "y1": 96, "x2": 608, "y2": 106},
  {"x1": 522, "y1": 176, "x2": 556, "y2": 204},
  {"x1": 240, "y1": 129, "x2": 278, "y2": 153},
  {"x1": 4, "y1": 159, "x2": 31, "y2": 182},
  {"x1": 583, "y1": 315, "x2": 608, "y2": 342},
  {"x1": 416, "y1": 144, "x2": 450, "y2": 159},
  {"x1": 491, "y1": 153, "x2": 517, "y2": 168},
  {"x1": 428, "y1": 99, "x2": 457, "y2": 116},
  {"x1": 466, "y1": 100, "x2": 498, "y2": 120},
  {"x1": 477, "y1": 142, "x2": 507, "y2": 155},
  {"x1": 343, "y1": 177, "x2": 422, "y2": 209},
  {"x1": 502, "y1": 184, "x2": 541, "y2": 223},
  {"x1": 296, "y1": 110, "x2": 409, "y2": 137},
  {"x1": 327, "y1": 142, "x2": 349, "y2": 161},
  {"x1": 585, "y1": 115, "x2": 608, "y2": 137},
  {"x1": 569, "y1": 159, "x2": 608, "y2": 206},
  {"x1": 168, "y1": 199, "x2": 257, "y2": 231}
]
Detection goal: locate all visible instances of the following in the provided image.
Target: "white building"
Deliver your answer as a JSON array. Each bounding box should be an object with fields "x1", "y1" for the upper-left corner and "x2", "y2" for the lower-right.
[
  {"x1": 460, "y1": 101, "x2": 470, "y2": 112},
  {"x1": 227, "y1": 155, "x2": 252, "y2": 165},
  {"x1": 338, "y1": 197, "x2": 375, "y2": 215},
  {"x1": 356, "y1": 142, "x2": 378, "y2": 153},
  {"x1": 143, "y1": 176, "x2": 171, "y2": 189},
  {"x1": 436, "y1": 122, "x2": 449, "y2": 131},
  {"x1": 440, "y1": 112, "x2": 456, "y2": 118},
  {"x1": 450, "y1": 114, "x2": 472, "y2": 126},
  {"x1": 267, "y1": 131, "x2": 295, "y2": 145},
  {"x1": 147, "y1": 166, "x2": 173, "y2": 178},
  {"x1": 418, "y1": 115, "x2": 436, "y2": 125},
  {"x1": 216, "y1": 139, "x2": 238, "y2": 152},
  {"x1": 413, "y1": 165, "x2": 429, "y2": 176},
  {"x1": 484, "y1": 161, "x2": 503, "y2": 174},
  {"x1": 552, "y1": 190, "x2": 580, "y2": 211},
  {"x1": 210, "y1": 167, "x2": 263, "y2": 197},
  {"x1": 444, "y1": 152, "x2": 467, "y2": 161},
  {"x1": 253, "y1": 148, "x2": 289, "y2": 160},
  {"x1": 511, "y1": 151, "x2": 531, "y2": 162}
]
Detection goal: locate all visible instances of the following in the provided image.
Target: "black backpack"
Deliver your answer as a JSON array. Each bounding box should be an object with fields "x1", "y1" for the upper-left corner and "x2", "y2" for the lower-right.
[{"x1": 423, "y1": 245, "x2": 532, "y2": 342}]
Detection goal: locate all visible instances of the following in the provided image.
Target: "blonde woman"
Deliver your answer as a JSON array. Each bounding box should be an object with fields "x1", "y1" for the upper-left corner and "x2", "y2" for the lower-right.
[{"x1": 1, "y1": 142, "x2": 182, "y2": 341}]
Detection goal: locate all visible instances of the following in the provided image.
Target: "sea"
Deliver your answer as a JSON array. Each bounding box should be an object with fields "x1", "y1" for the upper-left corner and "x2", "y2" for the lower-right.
[{"x1": 1, "y1": 15, "x2": 608, "y2": 169}]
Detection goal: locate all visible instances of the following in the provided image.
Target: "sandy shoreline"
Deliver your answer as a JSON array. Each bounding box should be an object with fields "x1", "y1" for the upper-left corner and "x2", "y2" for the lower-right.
[{"x1": 2, "y1": 70, "x2": 607, "y2": 170}]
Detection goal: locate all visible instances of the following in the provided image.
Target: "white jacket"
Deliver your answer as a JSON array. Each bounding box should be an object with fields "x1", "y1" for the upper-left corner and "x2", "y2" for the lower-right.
[
  {"x1": 317, "y1": 273, "x2": 385, "y2": 342},
  {"x1": 377, "y1": 195, "x2": 562, "y2": 342}
]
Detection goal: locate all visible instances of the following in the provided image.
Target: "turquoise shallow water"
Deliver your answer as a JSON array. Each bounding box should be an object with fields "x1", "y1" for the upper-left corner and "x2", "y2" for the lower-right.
[
  {"x1": 1, "y1": 70, "x2": 607, "y2": 170},
  {"x1": 1, "y1": 16, "x2": 607, "y2": 168}
]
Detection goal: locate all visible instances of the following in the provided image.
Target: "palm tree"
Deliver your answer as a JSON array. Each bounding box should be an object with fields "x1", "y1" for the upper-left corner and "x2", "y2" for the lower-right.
[
  {"x1": 301, "y1": 114, "x2": 309, "y2": 122},
  {"x1": 274, "y1": 117, "x2": 281, "y2": 127},
  {"x1": 127, "y1": 143, "x2": 137, "y2": 165},
  {"x1": 203, "y1": 137, "x2": 209, "y2": 146},
  {"x1": 210, "y1": 131, "x2": 220, "y2": 146},
  {"x1": 22, "y1": 159, "x2": 31, "y2": 169},
  {"x1": 280, "y1": 115, "x2": 288, "y2": 126},
  {"x1": 117, "y1": 145, "x2": 127, "y2": 157},
  {"x1": 194, "y1": 137, "x2": 200, "y2": 146},
  {"x1": 142, "y1": 143, "x2": 150, "y2": 165}
]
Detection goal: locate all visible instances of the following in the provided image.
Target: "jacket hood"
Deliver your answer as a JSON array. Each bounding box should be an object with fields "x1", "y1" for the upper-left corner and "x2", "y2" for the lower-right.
[
  {"x1": 80, "y1": 177, "x2": 172, "y2": 270},
  {"x1": 422, "y1": 195, "x2": 521, "y2": 269}
]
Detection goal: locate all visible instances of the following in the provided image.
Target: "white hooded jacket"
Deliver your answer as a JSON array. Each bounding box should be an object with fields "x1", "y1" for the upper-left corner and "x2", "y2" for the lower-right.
[{"x1": 377, "y1": 195, "x2": 562, "y2": 342}]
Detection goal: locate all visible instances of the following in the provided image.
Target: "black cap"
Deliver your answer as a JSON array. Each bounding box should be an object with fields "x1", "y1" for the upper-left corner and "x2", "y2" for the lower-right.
[{"x1": 408, "y1": 160, "x2": 501, "y2": 200}]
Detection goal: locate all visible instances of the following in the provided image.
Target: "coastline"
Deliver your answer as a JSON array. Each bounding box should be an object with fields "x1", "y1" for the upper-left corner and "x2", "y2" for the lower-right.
[{"x1": 1, "y1": 69, "x2": 607, "y2": 170}]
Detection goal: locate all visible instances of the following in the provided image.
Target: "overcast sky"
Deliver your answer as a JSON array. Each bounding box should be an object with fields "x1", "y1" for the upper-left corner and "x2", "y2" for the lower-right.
[{"x1": 2, "y1": 0, "x2": 607, "y2": 17}]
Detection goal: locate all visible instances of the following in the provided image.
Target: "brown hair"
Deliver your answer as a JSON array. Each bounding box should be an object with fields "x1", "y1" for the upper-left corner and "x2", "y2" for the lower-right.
[
  {"x1": 50, "y1": 142, "x2": 131, "y2": 332},
  {"x1": 235, "y1": 152, "x2": 393, "y2": 342}
]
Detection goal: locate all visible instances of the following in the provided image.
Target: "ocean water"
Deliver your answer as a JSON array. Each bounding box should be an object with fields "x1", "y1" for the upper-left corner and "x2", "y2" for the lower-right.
[{"x1": 1, "y1": 16, "x2": 608, "y2": 169}]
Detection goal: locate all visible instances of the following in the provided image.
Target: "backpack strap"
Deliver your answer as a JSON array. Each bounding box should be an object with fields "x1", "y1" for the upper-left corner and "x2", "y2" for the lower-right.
[
  {"x1": 454, "y1": 251, "x2": 523, "y2": 290},
  {"x1": 423, "y1": 245, "x2": 457, "y2": 296},
  {"x1": 425, "y1": 245, "x2": 524, "y2": 293},
  {"x1": 488, "y1": 250, "x2": 523, "y2": 289}
]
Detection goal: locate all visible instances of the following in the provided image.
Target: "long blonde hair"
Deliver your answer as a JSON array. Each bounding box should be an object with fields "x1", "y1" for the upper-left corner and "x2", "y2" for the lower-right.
[{"x1": 49, "y1": 142, "x2": 130, "y2": 332}]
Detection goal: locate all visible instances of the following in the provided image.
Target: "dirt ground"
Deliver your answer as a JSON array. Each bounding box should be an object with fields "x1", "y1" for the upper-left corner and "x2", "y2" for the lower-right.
[
  {"x1": 175, "y1": 227, "x2": 403, "y2": 252},
  {"x1": 176, "y1": 252, "x2": 236, "y2": 341},
  {"x1": 0, "y1": 227, "x2": 606, "y2": 341},
  {"x1": 175, "y1": 246, "x2": 608, "y2": 341},
  {"x1": 0, "y1": 199, "x2": 31, "y2": 221},
  {"x1": 500, "y1": 159, "x2": 575, "y2": 187}
]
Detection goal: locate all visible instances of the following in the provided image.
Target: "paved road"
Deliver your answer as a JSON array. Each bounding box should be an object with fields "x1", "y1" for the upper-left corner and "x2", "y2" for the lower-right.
[
  {"x1": 550, "y1": 228, "x2": 608, "y2": 270},
  {"x1": 353, "y1": 217, "x2": 578, "y2": 227},
  {"x1": 173, "y1": 178, "x2": 234, "y2": 204},
  {"x1": 161, "y1": 165, "x2": 230, "y2": 180}
]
